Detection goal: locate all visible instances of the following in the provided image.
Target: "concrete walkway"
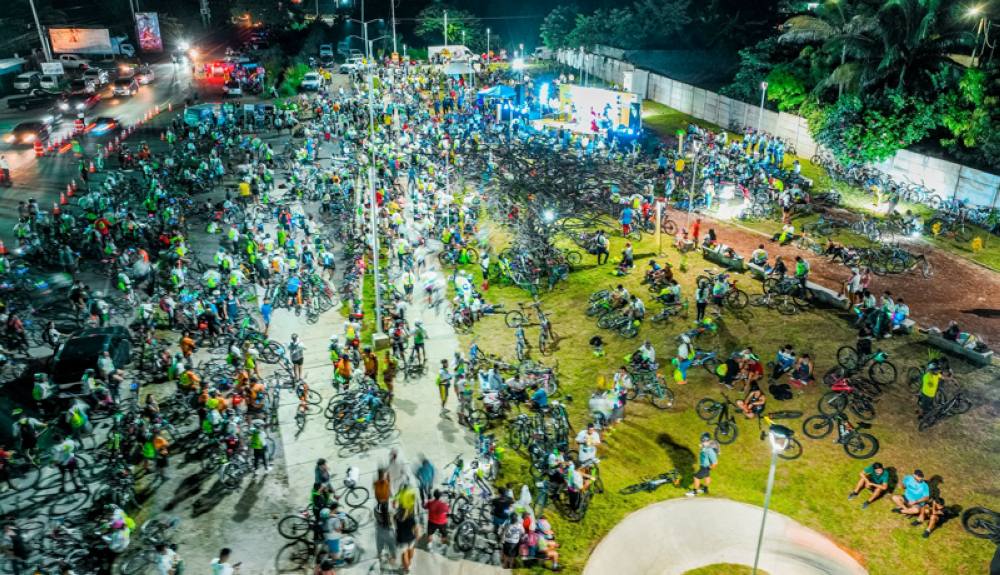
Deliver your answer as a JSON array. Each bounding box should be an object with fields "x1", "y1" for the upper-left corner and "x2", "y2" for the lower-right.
[{"x1": 583, "y1": 498, "x2": 868, "y2": 575}]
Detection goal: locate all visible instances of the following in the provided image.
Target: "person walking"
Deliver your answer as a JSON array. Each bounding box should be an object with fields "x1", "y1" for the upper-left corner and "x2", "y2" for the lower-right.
[
  {"x1": 422, "y1": 490, "x2": 450, "y2": 553},
  {"x1": 437, "y1": 359, "x2": 452, "y2": 415},
  {"x1": 289, "y1": 334, "x2": 306, "y2": 381},
  {"x1": 250, "y1": 420, "x2": 271, "y2": 475},
  {"x1": 686, "y1": 432, "x2": 718, "y2": 497},
  {"x1": 51, "y1": 435, "x2": 83, "y2": 493},
  {"x1": 594, "y1": 230, "x2": 609, "y2": 265}
]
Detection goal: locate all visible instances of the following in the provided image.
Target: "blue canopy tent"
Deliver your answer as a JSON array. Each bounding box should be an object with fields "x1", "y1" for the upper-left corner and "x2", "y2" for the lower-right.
[{"x1": 477, "y1": 84, "x2": 516, "y2": 99}]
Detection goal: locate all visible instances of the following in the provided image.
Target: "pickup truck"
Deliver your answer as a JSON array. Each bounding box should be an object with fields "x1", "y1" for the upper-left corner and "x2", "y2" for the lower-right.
[
  {"x1": 319, "y1": 44, "x2": 334, "y2": 57},
  {"x1": 58, "y1": 54, "x2": 91, "y2": 69},
  {"x1": 7, "y1": 91, "x2": 59, "y2": 111}
]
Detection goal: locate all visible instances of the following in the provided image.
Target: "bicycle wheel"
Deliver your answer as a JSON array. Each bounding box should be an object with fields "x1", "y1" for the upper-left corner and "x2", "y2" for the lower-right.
[
  {"x1": 843, "y1": 432, "x2": 879, "y2": 459},
  {"x1": 818, "y1": 392, "x2": 847, "y2": 415},
  {"x1": 507, "y1": 426, "x2": 522, "y2": 451},
  {"x1": 775, "y1": 294, "x2": 797, "y2": 316},
  {"x1": 345, "y1": 485, "x2": 370, "y2": 508},
  {"x1": 714, "y1": 420, "x2": 738, "y2": 445},
  {"x1": 918, "y1": 409, "x2": 940, "y2": 432},
  {"x1": 504, "y1": 311, "x2": 525, "y2": 328},
  {"x1": 791, "y1": 288, "x2": 811, "y2": 309},
  {"x1": 868, "y1": 361, "x2": 897, "y2": 386},
  {"x1": 906, "y1": 367, "x2": 923, "y2": 394},
  {"x1": 455, "y1": 521, "x2": 477, "y2": 552},
  {"x1": 725, "y1": 289, "x2": 748, "y2": 310},
  {"x1": 951, "y1": 395, "x2": 974, "y2": 415},
  {"x1": 802, "y1": 414, "x2": 834, "y2": 439},
  {"x1": 469, "y1": 409, "x2": 489, "y2": 431},
  {"x1": 662, "y1": 220, "x2": 677, "y2": 235},
  {"x1": 962, "y1": 508, "x2": 1000, "y2": 539},
  {"x1": 120, "y1": 549, "x2": 157, "y2": 575},
  {"x1": 921, "y1": 259, "x2": 934, "y2": 278},
  {"x1": 958, "y1": 224, "x2": 974, "y2": 243},
  {"x1": 886, "y1": 257, "x2": 906, "y2": 274},
  {"x1": 340, "y1": 510, "x2": 360, "y2": 534},
  {"x1": 749, "y1": 293, "x2": 768, "y2": 307},
  {"x1": 278, "y1": 515, "x2": 312, "y2": 540},
  {"x1": 779, "y1": 437, "x2": 803, "y2": 460},
  {"x1": 221, "y1": 465, "x2": 246, "y2": 489},
  {"x1": 703, "y1": 357, "x2": 721, "y2": 375},
  {"x1": 648, "y1": 383, "x2": 674, "y2": 410},
  {"x1": 695, "y1": 398, "x2": 721, "y2": 420},
  {"x1": 849, "y1": 397, "x2": 876, "y2": 421},
  {"x1": 465, "y1": 248, "x2": 480, "y2": 264},
  {"x1": 620, "y1": 482, "x2": 650, "y2": 495},
  {"x1": 619, "y1": 322, "x2": 639, "y2": 339},
  {"x1": 836, "y1": 346, "x2": 859, "y2": 370}
]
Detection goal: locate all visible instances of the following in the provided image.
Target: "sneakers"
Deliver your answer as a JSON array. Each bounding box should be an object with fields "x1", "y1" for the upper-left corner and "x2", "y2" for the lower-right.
[
  {"x1": 910, "y1": 520, "x2": 922, "y2": 527},
  {"x1": 923, "y1": 530, "x2": 931, "y2": 539},
  {"x1": 684, "y1": 490, "x2": 698, "y2": 497},
  {"x1": 847, "y1": 493, "x2": 857, "y2": 501},
  {"x1": 892, "y1": 508, "x2": 902, "y2": 514},
  {"x1": 255, "y1": 468, "x2": 261, "y2": 476},
  {"x1": 861, "y1": 502, "x2": 869, "y2": 510},
  {"x1": 676, "y1": 380, "x2": 688, "y2": 385},
  {"x1": 265, "y1": 466, "x2": 272, "y2": 474}
]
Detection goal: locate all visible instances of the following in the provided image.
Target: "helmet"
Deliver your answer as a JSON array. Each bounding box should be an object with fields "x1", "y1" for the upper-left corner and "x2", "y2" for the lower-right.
[
  {"x1": 415, "y1": 320, "x2": 423, "y2": 326},
  {"x1": 700, "y1": 432, "x2": 711, "y2": 443},
  {"x1": 252, "y1": 419, "x2": 265, "y2": 427},
  {"x1": 320, "y1": 508, "x2": 331, "y2": 518},
  {"x1": 927, "y1": 362, "x2": 939, "y2": 371},
  {"x1": 681, "y1": 335, "x2": 691, "y2": 344},
  {"x1": 94, "y1": 291, "x2": 104, "y2": 298},
  {"x1": 330, "y1": 335, "x2": 338, "y2": 341},
  {"x1": 364, "y1": 345, "x2": 372, "y2": 352},
  {"x1": 249, "y1": 348, "x2": 260, "y2": 356},
  {"x1": 292, "y1": 334, "x2": 299, "y2": 340},
  {"x1": 218, "y1": 247, "x2": 225, "y2": 252}
]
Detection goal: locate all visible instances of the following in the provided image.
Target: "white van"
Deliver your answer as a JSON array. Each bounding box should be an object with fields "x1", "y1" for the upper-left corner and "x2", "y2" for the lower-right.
[
  {"x1": 533, "y1": 46, "x2": 554, "y2": 61},
  {"x1": 13, "y1": 72, "x2": 59, "y2": 92}
]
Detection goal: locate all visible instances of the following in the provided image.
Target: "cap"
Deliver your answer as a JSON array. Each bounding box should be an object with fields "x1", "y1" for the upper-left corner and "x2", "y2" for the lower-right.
[{"x1": 700, "y1": 432, "x2": 711, "y2": 442}]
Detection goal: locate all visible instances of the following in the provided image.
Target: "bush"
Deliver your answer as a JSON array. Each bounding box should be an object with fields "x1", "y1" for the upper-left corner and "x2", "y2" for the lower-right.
[{"x1": 278, "y1": 62, "x2": 311, "y2": 96}]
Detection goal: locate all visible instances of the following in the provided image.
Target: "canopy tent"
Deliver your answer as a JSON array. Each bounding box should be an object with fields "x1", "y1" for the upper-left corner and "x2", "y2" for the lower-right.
[
  {"x1": 477, "y1": 84, "x2": 516, "y2": 99},
  {"x1": 443, "y1": 61, "x2": 474, "y2": 75}
]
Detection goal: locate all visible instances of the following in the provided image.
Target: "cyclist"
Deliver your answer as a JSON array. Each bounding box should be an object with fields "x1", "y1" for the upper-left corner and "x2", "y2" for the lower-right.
[
  {"x1": 437, "y1": 359, "x2": 451, "y2": 415},
  {"x1": 625, "y1": 295, "x2": 645, "y2": 322},
  {"x1": 794, "y1": 256, "x2": 810, "y2": 291},
  {"x1": 918, "y1": 363, "x2": 944, "y2": 418},
  {"x1": 411, "y1": 319, "x2": 426, "y2": 364},
  {"x1": 630, "y1": 341, "x2": 656, "y2": 370},
  {"x1": 250, "y1": 420, "x2": 271, "y2": 475},
  {"x1": 286, "y1": 273, "x2": 302, "y2": 309},
  {"x1": 609, "y1": 284, "x2": 629, "y2": 309}
]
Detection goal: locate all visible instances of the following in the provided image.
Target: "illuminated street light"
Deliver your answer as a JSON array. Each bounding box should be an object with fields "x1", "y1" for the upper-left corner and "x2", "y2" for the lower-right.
[{"x1": 753, "y1": 424, "x2": 793, "y2": 575}]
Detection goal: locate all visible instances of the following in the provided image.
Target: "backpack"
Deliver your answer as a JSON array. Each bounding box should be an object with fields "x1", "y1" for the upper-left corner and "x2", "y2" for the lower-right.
[{"x1": 769, "y1": 382, "x2": 793, "y2": 401}]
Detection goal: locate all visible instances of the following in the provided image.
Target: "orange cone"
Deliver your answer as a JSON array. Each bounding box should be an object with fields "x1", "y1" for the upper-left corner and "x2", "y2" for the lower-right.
[
  {"x1": 53, "y1": 202, "x2": 60, "y2": 215},
  {"x1": 155, "y1": 105, "x2": 160, "y2": 115},
  {"x1": 168, "y1": 102, "x2": 172, "y2": 111},
  {"x1": 71, "y1": 179, "x2": 77, "y2": 191},
  {"x1": 89, "y1": 161, "x2": 95, "y2": 173},
  {"x1": 45, "y1": 141, "x2": 53, "y2": 153},
  {"x1": 160, "y1": 131, "x2": 165, "y2": 141},
  {"x1": 66, "y1": 184, "x2": 73, "y2": 198},
  {"x1": 0, "y1": 240, "x2": 7, "y2": 255},
  {"x1": 60, "y1": 192, "x2": 67, "y2": 205}
]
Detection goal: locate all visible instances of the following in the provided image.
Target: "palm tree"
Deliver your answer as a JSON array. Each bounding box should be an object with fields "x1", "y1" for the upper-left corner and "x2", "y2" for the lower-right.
[
  {"x1": 779, "y1": 0, "x2": 865, "y2": 96},
  {"x1": 825, "y1": 0, "x2": 972, "y2": 93}
]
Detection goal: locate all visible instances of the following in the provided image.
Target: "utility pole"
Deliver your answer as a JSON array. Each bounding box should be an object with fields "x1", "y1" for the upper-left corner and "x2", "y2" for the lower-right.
[
  {"x1": 390, "y1": 0, "x2": 397, "y2": 53},
  {"x1": 199, "y1": 0, "x2": 211, "y2": 28},
  {"x1": 27, "y1": 0, "x2": 50, "y2": 61},
  {"x1": 443, "y1": 10, "x2": 448, "y2": 45}
]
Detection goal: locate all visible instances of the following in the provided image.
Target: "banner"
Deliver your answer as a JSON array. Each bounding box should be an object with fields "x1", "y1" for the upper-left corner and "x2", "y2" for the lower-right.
[
  {"x1": 135, "y1": 13, "x2": 163, "y2": 53},
  {"x1": 48, "y1": 29, "x2": 112, "y2": 54}
]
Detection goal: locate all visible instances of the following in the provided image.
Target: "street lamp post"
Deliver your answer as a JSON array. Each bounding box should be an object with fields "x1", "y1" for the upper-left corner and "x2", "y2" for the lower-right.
[
  {"x1": 486, "y1": 29, "x2": 490, "y2": 62},
  {"x1": 757, "y1": 82, "x2": 768, "y2": 134},
  {"x1": 390, "y1": 0, "x2": 398, "y2": 53},
  {"x1": 443, "y1": 10, "x2": 448, "y2": 45},
  {"x1": 27, "y1": 0, "x2": 50, "y2": 61},
  {"x1": 685, "y1": 141, "x2": 701, "y2": 232},
  {"x1": 753, "y1": 425, "x2": 793, "y2": 575}
]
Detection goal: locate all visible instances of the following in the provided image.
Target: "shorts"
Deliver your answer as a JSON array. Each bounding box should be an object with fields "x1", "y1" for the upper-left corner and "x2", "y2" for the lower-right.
[
  {"x1": 375, "y1": 526, "x2": 396, "y2": 556},
  {"x1": 712, "y1": 296, "x2": 723, "y2": 306},
  {"x1": 918, "y1": 393, "x2": 935, "y2": 411},
  {"x1": 395, "y1": 538, "x2": 415, "y2": 551},
  {"x1": 326, "y1": 539, "x2": 340, "y2": 554},
  {"x1": 427, "y1": 522, "x2": 448, "y2": 538},
  {"x1": 292, "y1": 357, "x2": 303, "y2": 366},
  {"x1": 404, "y1": 285, "x2": 413, "y2": 295},
  {"x1": 694, "y1": 466, "x2": 711, "y2": 480},
  {"x1": 492, "y1": 516, "x2": 507, "y2": 529},
  {"x1": 502, "y1": 542, "x2": 519, "y2": 557}
]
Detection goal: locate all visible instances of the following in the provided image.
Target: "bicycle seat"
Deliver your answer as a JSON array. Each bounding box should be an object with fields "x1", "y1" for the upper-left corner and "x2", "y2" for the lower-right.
[{"x1": 856, "y1": 422, "x2": 872, "y2": 430}]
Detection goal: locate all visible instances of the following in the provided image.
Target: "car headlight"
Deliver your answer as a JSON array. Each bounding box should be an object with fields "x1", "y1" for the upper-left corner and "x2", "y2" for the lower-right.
[
  {"x1": 76, "y1": 104, "x2": 84, "y2": 109},
  {"x1": 23, "y1": 135, "x2": 34, "y2": 142},
  {"x1": 60, "y1": 103, "x2": 69, "y2": 110},
  {"x1": 5, "y1": 136, "x2": 15, "y2": 143}
]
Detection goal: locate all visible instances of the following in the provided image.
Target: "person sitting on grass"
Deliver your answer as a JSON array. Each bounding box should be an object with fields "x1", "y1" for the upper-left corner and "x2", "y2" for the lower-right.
[
  {"x1": 645, "y1": 260, "x2": 671, "y2": 284},
  {"x1": 766, "y1": 255, "x2": 788, "y2": 278},
  {"x1": 770, "y1": 344, "x2": 796, "y2": 381},
  {"x1": 848, "y1": 462, "x2": 889, "y2": 510},
  {"x1": 911, "y1": 496, "x2": 945, "y2": 539},
  {"x1": 736, "y1": 382, "x2": 766, "y2": 418},
  {"x1": 750, "y1": 245, "x2": 768, "y2": 267},
  {"x1": 739, "y1": 353, "x2": 764, "y2": 393},
  {"x1": 788, "y1": 354, "x2": 814, "y2": 389},
  {"x1": 770, "y1": 222, "x2": 795, "y2": 245},
  {"x1": 715, "y1": 357, "x2": 740, "y2": 390},
  {"x1": 891, "y1": 469, "x2": 930, "y2": 519}
]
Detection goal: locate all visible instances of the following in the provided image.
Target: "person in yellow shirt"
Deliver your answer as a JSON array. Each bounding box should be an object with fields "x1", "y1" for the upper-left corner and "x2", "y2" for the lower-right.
[{"x1": 239, "y1": 181, "x2": 251, "y2": 203}]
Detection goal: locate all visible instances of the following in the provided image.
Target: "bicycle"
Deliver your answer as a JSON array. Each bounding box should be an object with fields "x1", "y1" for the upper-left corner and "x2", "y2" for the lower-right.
[
  {"x1": 757, "y1": 413, "x2": 802, "y2": 460},
  {"x1": 695, "y1": 393, "x2": 740, "y2": 444},
  {"x1": 918, "y1": 387, "x2": 974, "y2": 431},
  {"x1": 119, "y1": 517, "x2": 180, "y2": 575},
  {"x1": 817, "y1": 376, "x2": 878, "y2": 421},
  {"x1": 619, "y1": 469, "x2": 682, "y2": 495},
  {"x1": 835, "y1": 346, "x2": 897, "y2": 386},
  {"x1": 625, "y1": 372, "x2": 674, "y2": 410},
  {"x1": 962, "y1": 507, "x2": 1000, "y2": 543},
  {"x1": 801, "y1": 412, "x2": 879, "y2": 459}
]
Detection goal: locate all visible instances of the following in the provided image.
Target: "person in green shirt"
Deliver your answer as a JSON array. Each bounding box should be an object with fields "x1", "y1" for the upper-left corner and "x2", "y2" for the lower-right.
[
  {"x1": 919, "y1": 364, "x2": 944, "y2": 417},
  {"x1": 848, "y1": 462, "x2": 889, "y2": 509}
]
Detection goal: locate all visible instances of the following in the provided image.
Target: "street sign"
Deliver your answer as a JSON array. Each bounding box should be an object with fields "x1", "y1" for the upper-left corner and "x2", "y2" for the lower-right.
[
  {"x1": 41, "y1": 62, "x2": 64, "y2": 75},
  {"x1": 243, "y1": 104, "x2": 254, "y2": 111}
]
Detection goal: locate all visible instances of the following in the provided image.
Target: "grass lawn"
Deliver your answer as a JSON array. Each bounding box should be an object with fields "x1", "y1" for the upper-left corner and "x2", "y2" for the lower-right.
[
  {"x1": 640, "y1": 103, "x2": 1000, "y2": 270},
  {"x1": 445, "y1": 210, "x2": 1000, "y2": 574},
  {"x1": 684, "y1": 565, "x2": 768, "y2": 575}
]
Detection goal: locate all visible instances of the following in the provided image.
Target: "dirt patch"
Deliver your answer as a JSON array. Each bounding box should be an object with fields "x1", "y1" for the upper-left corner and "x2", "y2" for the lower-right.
[{"x1": 665, "y1": 206, "x2": 1000, "y2": 342}]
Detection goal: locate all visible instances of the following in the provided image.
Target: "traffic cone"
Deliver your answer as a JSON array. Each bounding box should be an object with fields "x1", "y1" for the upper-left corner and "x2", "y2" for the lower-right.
[
  {"x1": 45, "y1": 141, "x2": 53, "y2": 153},
  {"x1": 115, "y1": 136, "x2": 120, "y2": 148},
  {"x1": 66, "y1": 184, "x2": 73, "y2": 197},
  {"x1": 160, "y1": 131, "x2": 165, "y2": 141},
  {"x1": 168, "y1": 102, "x2": 172, "y2": 111},
  {"x1": 89, "y1": 161, "x2": 95, "y2": 173},
  {"x1": 155, "y1": 105, "x2": 160, "y2": 115},
  {"x1": 71, "y1": 179, "x2": 77, "y2": 191},
  {"x1": 0, "y1": 240, "x2": 8, "y2": 255},
  {"x1": 60, "y1": 192, "x2": 67, "y2": 205},
  {"x1": 53, "y1": 202, "x2": 60, "y2": 215}
]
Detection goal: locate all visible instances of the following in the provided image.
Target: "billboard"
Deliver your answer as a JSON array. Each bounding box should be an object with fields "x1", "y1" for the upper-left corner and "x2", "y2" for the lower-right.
[
  {"x1": 48, "y1": 28, "x2": 112, "y2": 55},
  {"x1": 135, "y1": 13, "x2": 163, "y2": 53},
  {"x1": 40, "y1": 62, "x2": 65, "y2": 75}
]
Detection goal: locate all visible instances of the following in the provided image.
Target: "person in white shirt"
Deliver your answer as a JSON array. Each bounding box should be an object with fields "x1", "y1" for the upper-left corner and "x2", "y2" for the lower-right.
[
  {"x1": 210, "y1": 548, "x2": 238, "y2": 575},
  {"x1": 156, "y1": 543, "x2": 179, "y2": 575}
]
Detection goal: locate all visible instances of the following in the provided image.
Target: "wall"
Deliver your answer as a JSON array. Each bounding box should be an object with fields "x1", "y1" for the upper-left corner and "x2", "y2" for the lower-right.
[{"x1": 559, "y1": 48, "x2": 1000, "y2": 207}]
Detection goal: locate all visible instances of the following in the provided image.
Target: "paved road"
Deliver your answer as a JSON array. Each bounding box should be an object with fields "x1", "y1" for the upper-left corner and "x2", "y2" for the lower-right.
[{"x1": 584, "y1": 498, "x2": 867, "y2": 575}]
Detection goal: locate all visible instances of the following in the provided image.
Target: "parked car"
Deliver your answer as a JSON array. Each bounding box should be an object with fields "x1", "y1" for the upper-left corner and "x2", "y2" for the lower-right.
[
  {"x1": 69, "y1": 78, "x2": 97, "y2": 94},
  {"x1": 82, "y1": 68, "x2": 109, "y2": 86},
  {"x1": 319, "y1": 44, "x2": 334, "y2": 57},
  {"x1": 13, "y1": 72, "x2": 59, "y2": 92},
  {"x1": 61, "y1": 91, "x2": 100, "y2": 111},
  {"x1": 532, "y1": 46, "x2": 554, "y2": 60},
  {"x1": 223, "y1": 81, "x2": 243, "y2": 97},
  {"x1": 4, "y1": 121, "x2": 51, "y2": 145},
  {"x1": 301, "y1": 72, "x2": 321, "y2": 90},
  {"x1": 339, "y1": 57, "x2": 365, "y2": 73},
  {"x1": 135, "y1": 67, "x2": 155, "y2": 84},
  {"x1": 7, "y1": 92, "x2": 58, "y2": 111},
  {"x1": 51, "y1": 326, "x2": 132, "y2": 385},
  {"x1": 58, "y1": 54, "x2": 91, "y2": 69},
  {"x1": 112, "y1": 76, "x2": 139, "y2": 97}
]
